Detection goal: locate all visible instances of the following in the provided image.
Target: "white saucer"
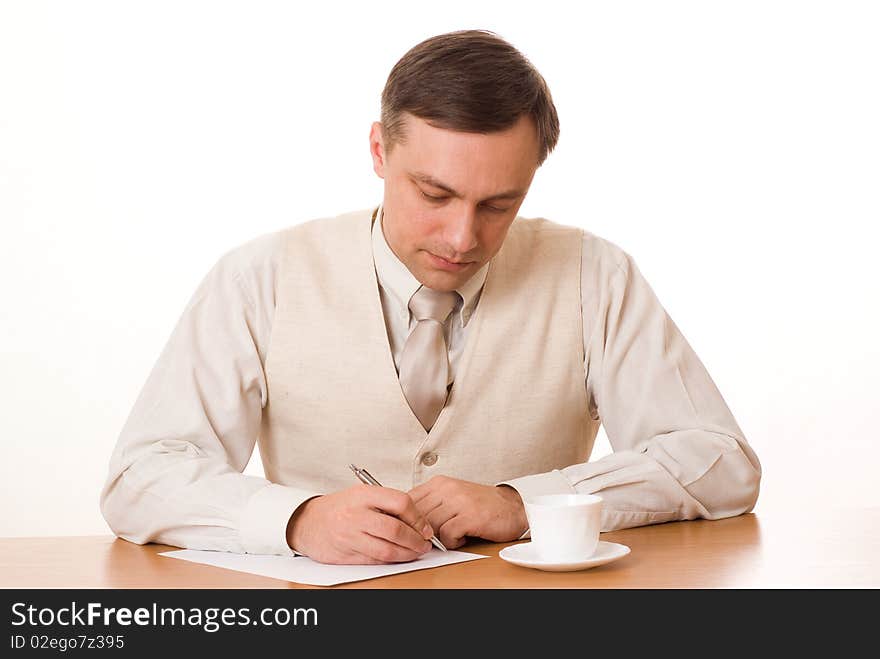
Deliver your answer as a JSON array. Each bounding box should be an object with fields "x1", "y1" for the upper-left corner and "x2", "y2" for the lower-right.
[{"x1": 499, "y1": 540, "x2": 630, "y2": 572}]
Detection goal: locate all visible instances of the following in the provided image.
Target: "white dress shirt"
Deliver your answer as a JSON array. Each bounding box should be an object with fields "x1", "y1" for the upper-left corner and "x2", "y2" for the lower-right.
[{"x1": 372, "y1": 204, "x2": 489, "y2": 385}]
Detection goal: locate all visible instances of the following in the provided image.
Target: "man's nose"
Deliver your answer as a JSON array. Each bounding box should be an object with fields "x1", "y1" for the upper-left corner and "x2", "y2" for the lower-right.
[{"x1": 444, "y1": 207, "x2": 479, "y2": 256}]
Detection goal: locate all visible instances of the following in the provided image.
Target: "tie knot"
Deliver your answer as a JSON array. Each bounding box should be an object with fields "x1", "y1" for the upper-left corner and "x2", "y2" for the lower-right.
[{"x1": 408, "y1": 286, "x2": 460, "y2": 323}]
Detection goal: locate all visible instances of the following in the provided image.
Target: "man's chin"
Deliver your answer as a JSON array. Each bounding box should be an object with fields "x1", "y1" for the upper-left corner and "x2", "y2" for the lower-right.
[{"x1": 414, "y1": 267, "x2": 472, "y2": 292}]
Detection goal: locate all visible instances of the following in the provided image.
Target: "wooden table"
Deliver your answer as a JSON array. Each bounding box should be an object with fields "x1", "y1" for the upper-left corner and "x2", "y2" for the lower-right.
[{"x1": 2, "y1": 507, "x2": 877, "y2": 588}]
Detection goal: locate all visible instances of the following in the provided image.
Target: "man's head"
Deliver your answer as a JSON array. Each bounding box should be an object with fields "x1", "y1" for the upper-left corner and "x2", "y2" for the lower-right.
[{"x1": 369, "y1": 30, "x2": 560, "y2": 291}]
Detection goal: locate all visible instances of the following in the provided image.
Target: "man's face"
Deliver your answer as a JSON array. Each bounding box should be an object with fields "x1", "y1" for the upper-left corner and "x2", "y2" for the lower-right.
[{"x1": 369, "y1": 113, "x2": 540, "y2": 291}]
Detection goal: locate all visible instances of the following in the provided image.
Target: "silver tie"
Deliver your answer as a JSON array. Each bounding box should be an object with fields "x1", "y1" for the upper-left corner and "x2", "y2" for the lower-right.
[{"x1": 398, "y1": 286, "x2": 460, "y2": 431}]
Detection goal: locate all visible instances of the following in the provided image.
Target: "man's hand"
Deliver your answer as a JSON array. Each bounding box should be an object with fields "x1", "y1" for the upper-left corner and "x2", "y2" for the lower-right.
[
  {"x1": 286, "y1": 484, "x2": 435, "y2": 564},
  {"x1": 408, "y1": 476, "x2": 529, "y2": 550}
]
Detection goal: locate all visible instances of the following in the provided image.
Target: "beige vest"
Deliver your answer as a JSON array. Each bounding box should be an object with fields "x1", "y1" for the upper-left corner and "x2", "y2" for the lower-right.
[{"x1": 258, "y1": 207, "x2": 598, "y2": 493}]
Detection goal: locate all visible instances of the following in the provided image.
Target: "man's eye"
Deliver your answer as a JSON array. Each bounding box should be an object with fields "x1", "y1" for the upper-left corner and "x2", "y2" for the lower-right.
[
  {"x1": 420, "y1": 190, "x2": 447, "y2": 202},
  {"x1": 420, "y1": 189, "x2": 508, "y2": 213}
]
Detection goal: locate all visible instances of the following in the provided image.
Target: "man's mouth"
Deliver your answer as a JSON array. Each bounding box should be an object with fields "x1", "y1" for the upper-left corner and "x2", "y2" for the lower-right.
[{"x1": 426, "y1": 252, "x2": 473, "y2": 271}]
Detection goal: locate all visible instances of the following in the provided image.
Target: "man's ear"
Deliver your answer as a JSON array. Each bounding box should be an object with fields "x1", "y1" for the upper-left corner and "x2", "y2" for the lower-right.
[{"x1": 369, "y1": 121, "x2": 386, "y2": 179}]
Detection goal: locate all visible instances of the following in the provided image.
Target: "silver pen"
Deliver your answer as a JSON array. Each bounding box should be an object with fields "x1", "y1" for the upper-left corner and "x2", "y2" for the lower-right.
[{"x1": 348, "y1": 463, "x2": 448, "y2": 552}]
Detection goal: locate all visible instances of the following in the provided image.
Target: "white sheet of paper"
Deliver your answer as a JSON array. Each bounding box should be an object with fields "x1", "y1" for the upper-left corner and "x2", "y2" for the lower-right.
[{"x1": 158, "y1": 548, "x2": 488, "y2": 586}]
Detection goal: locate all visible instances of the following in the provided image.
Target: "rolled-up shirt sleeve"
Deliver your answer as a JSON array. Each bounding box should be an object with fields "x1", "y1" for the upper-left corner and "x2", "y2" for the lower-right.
[
  {"x1": 502, "y1": 236, "x2": 762, "y2": 532},
  {"x1": 99, "y1": 232, "x2": 319, "y2": 555}
]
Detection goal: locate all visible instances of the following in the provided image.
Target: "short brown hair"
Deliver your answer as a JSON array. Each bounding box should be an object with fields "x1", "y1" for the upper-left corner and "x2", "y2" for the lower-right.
[{"x1": 380, "y1": 30, "x2": 560, "y2": 166}]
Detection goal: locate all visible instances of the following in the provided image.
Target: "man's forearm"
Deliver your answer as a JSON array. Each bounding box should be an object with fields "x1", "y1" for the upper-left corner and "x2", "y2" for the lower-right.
[
  {"x1": 100, "y1": 444, "x2": 318, "y2": 555},
  {"x1": 499, "y1": 430, "x2": 760, "y2": 532}
]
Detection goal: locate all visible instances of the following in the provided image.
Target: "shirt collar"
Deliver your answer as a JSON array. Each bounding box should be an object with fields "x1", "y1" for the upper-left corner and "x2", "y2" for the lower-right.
[{"x1": 371, "y1": 202, "x2": 489, "y2": 328}]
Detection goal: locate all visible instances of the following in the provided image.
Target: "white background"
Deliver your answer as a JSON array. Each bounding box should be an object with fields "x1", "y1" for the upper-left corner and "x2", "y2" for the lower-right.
[{"x1": 1, "y1": 1, "x2": 878, "y2": 537}]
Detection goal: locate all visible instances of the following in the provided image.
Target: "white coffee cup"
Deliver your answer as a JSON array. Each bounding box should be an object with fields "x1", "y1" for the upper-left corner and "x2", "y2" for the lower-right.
[{"x1": 523, "y1": 493, "x2": 603, "y2": 562}]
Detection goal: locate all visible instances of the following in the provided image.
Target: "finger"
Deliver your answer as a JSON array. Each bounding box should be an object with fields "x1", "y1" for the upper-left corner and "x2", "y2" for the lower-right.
[
  {"x1": 409, "y1": 476, "x2": 452, "y2": 505},
  {"x1": 410, "y1": 489, "x2": 442, "y2": 516},
  {"x1": 357, "y1": 527, "x2": 430, "y2": 564},
  {"x1": 408, "y1": 482, "x2": 433, "y2": 505},
  {"x1": 343, "y1": 550, "x2": 386, "y2": 566},
  {"x1": 363, "y1": 510, "x2": 433, "y2": 554},
  {"x1": 422, "y1": 499, "x2": 456, "y2": 534},
  {"x1": 428, "y1": 505, "x2": 458, "y2": 547},
  {"x1": 364, "y1": 486, "x2": 433, "y2": 540},
  {"x1": 315, "y1": 549, "x2": 385, "y2": 566},
  {"x1": 437, "y1": 515, "x2": 471, "y2": 550}
]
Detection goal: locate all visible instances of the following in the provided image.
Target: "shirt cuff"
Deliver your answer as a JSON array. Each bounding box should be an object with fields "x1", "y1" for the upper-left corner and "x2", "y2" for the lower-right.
[
  {"x1": 240, "y1": 483, "x2": 321, "y2": 556},
  {"x1": 497, "y1": 470, "x2": 576, "y2": 540}
]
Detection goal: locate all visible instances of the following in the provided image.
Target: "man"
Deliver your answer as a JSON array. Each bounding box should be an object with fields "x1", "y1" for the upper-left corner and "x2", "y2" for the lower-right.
[{"x1": 100, "y1": 30, "x2": 761, "y2": 565}]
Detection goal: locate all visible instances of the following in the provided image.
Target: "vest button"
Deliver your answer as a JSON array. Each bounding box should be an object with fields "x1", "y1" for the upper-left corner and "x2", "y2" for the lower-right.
[{"x1": 420, "y1": 452, "x2": 438, "y2": 467}]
